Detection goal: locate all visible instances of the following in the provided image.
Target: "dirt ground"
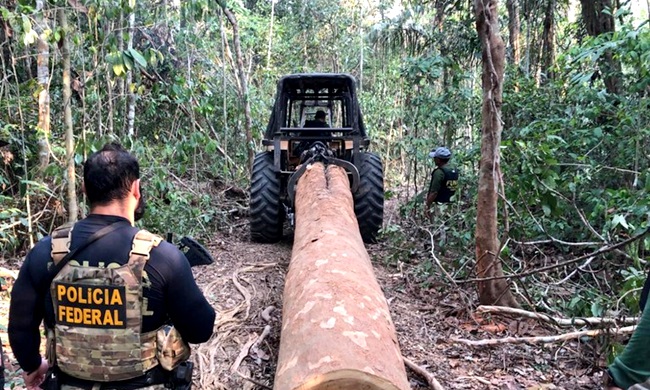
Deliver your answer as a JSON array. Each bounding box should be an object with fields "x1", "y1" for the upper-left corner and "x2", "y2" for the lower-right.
[{"x1": 1, "y1": 198, "x2": 613, "y2": 389}]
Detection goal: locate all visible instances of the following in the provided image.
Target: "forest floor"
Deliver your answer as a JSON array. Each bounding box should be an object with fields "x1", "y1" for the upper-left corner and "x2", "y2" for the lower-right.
[{"x1": 0, "y1": 194, "x2": 616, "y2": 389}]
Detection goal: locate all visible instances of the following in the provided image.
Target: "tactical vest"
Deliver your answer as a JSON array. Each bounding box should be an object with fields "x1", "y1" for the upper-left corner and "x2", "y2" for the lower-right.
[
  {"x1": 49, "y1": 223, "x2": 163, "y2": 382},
  {"x1": 434, "y1": 166, "x2": 459, "y2": 203}
]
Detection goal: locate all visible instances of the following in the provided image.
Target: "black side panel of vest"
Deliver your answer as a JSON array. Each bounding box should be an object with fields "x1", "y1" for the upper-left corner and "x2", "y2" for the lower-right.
[
  {"x1": 0, "y1": 336, "x2": 4, "y2": 388},
  {"x1": 641, "y1": 273, "x2": 650, "y2": 312},
  {"x1": 435, "y1": 167, "x2": 459, "y2": 203}
]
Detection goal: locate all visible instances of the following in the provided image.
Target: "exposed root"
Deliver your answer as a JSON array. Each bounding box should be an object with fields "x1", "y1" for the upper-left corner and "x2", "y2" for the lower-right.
[
  {"x1": 193, "y1": 262, "x2": 277, "y2": 388},
  {"x1": 403, "y1": 356, "x2": 445, "y2": 390}
]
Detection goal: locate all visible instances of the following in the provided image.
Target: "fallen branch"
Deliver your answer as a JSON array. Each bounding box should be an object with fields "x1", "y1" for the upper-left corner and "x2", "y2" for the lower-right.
[
  {"x1": 249, "y1": 325, "x2": 271, "y2": 362},
  {"x1": 230, "y1": 334, "x2": 257, "y2": 373},
  {"x1": 234, "y1": 370, "x2": 272, "y2": 390},
  {"x1": 454, "y1": 325, "x2": 636, "y2": 346},
  {"x1": 403, "y1": 357, "x2": 445, "y2": 390},
  {"x1": 459, "y1": 228, "x2": 649, "y2": 283},
  {"x1": 477, "y1": 305, "x2": 639, "y2": 327},
  {"x1": 456, "y1": 376, "x2": 491, "y2": 386}
]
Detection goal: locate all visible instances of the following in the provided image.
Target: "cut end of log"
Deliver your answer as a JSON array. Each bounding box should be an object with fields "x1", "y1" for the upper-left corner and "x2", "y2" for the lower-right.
[{"x1": 294, "y1": 369, "x2": 405, "y2": 390}]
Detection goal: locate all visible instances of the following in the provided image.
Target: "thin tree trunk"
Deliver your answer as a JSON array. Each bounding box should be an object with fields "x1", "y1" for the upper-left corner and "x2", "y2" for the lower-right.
[
  {"x1": 117, "y1": 10, "x2": 125, "y2": 133},
  {"x1": 106, "y1": 74, "x2": 115, "y2": 135},
  {"x1": 474, "y1": 0, "x2": 517, "y2": 307},
  {"x1": 506, "y1": 0, "x2": 520, "y2": 66},
  {"x1": 94, "y1": 53, "x2": 103, "y2": 136},
  {"x1": 266, "y1": 0, "x2": 274, "y2": 69},
  {"x1": 434, "y1": 0, "x2": 446, "y2": 30},
  {"x1": 220, "y1": 12, "x2": 230, "y2": 174},
  {"x1": 59, "y1": 8, "x2": 78, "y2": 222},
  {"x1": 216, "y1": 0, "x2": 253, "y2": 168},
  {"x1": 359, "y1": 23, "x2": 363, "y2": 92},
  {"x1": 541, "y1": 0, "x2": 556, "y2": 82},
  {"x1": 35, "y1": 0, "x2": 50, "y2": 173},
  {"x1": 106, "y1": 21, "x2": 115, "y2": 135},
  {"x1": 125, "y1": 6, "x2": 136, "y2": 136},
  {"x1": 580, "y1": 0, "x2": 621, "y2": 93}
]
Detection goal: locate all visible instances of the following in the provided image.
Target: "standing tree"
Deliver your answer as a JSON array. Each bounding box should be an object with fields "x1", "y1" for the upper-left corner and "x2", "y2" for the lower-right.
[
  {"x1": 580, "y1": 0, "x2": 621, "y2": 94},
  {"x1": 541, "y1": 0, "x2": 556, "y2": 82},
  {"x1": 215, "y1": 0, "x2": 254, "y2": 168},
  {"x1": 58, "y1": 8, "x2": 78, "y2": 223},
  {"x1": 506, "y1": 0, "x2": 520, "y2": 66},
  {"x1": 125, "y1": 1, "x2": 137, "y2": 136},
  {"x1": 474, "y1": 0, "x2": 517, "y2": 307},
  {"x1": 35, "y1": 0, "x2": 51, "y2": 172}
]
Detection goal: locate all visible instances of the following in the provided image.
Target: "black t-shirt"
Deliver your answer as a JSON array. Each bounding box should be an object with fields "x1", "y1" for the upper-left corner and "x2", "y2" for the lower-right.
[{"x1": 8, "y1": 214, "x2": 215, "y2": 374}]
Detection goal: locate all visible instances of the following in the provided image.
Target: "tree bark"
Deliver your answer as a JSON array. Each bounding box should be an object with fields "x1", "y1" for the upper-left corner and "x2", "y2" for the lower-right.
[
  {"x1": 275, "y1": 162, "x2": 410, "y2": 390},
  {"x1": 474, "y1": 0, "x2": 517, "y2": 307},
  {"x1": 541, "y1": 0, "x2": 556, "y2": 82},
  {"x1": 216, "y1": 0, "x2": 253, "y2": 169},
  {"x1": 580, "y1": 0, "x2": 621, "y2": 93},
  {"x1": 125, "y1": 5, "x2": 136, "y2": 136},
  {"x1": 506, "y1": 0, "x2": 520, "y2": 66},
  {"x1": 266, "y1": 0, "x2": 274, "y2": 69},
  {"x1": 58, "y1": 8, "x2": 78, "y2": 223},
  {"x1": 35, "y1": 0, "x2": 51, "y2": 173}
]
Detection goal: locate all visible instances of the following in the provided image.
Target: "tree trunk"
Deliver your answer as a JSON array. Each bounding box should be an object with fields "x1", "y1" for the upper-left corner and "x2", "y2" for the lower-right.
[
  {"x1": 506, "y1": 0, "x2": 520, "y2": 66},
  {"x1": 216, "y1": 0, "x2": 254, "y2": 169},
  {"x1": 580, "y1": 0, "x2": 621, "y2": 93},
  {"x1": 266, "y1": 0, "x2": 274, "y2": 69},
  {"x1": 474, "y1": 0, "x2": 517, "y2": 307},
  {"x1": 58, "y1": 8, "x2": 78, "y2": 223},
  {"x1": 220, "y1": 12, "x2": 230, "y2": 174},
  {"x1": 125, "y1": 6, "x2": 136, "y2": 136},
  {"x1": 35, "y1": 0, "x2": 50, "y2": 173},
  {"x1": 541, "y1": 0, "x2": 556, "y2": 82},
  {"x1": 275, "y1": 162, "x2": 410, "y2": 390}
]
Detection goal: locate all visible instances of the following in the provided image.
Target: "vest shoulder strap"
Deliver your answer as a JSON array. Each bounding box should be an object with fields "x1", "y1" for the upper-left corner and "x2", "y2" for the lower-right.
[
  {"x1": 51, "y1": 223, "x2": 74, "y2": 265},
  {"x1": 129, "y1": 229, "x2": 163, "y2": 264}
]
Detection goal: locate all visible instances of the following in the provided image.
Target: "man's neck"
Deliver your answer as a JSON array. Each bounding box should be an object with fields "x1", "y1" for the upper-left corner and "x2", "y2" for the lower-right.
[{"x1": 89, "y1": 202, "x2": 134, "y2": 225}]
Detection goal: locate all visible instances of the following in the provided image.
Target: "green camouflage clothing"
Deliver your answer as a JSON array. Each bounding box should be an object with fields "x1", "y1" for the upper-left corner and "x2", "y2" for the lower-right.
[{"x1": 609, "y1": 299, "x2": 650, "y2": 389}]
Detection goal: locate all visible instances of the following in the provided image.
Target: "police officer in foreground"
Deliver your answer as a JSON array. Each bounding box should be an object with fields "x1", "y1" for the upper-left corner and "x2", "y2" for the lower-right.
[
  {"x1": 9, "y1": 142, "x2": 216, "y2": 390},
  {"x1": 424, "y1": 147, "x2": 459, "y2": 219}
]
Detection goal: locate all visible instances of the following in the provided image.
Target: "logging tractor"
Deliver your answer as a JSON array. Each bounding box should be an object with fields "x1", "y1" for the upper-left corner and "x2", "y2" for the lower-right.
[{"x1": 249, "y1": 73, "x2": 384, "y2": 243}]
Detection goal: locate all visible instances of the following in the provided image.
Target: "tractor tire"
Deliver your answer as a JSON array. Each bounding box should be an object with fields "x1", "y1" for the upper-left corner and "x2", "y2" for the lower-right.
[
  {"x1": 250, "y1": 152, "x2": 284, "y2": 242},
  {"x1": 353, "y1": 152, "x2": 384, "y2": 243}
]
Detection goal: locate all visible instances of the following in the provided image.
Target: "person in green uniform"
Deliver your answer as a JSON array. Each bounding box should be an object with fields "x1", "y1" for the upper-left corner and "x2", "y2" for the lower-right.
[
  {"x1": 425, "y1": 147, "x2": 458, "y2": 219},
  {"x1": 605, "y1": 294, "x2": 650, "y2": 389}
]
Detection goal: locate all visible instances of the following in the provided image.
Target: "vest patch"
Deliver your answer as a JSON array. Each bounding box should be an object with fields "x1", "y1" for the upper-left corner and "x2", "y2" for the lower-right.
[{"x1": 54, "y1": 282, "x2": 127, "y2": 328}]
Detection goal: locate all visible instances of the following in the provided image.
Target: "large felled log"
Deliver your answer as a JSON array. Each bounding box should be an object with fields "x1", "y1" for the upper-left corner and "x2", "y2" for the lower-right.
[{"x1": 275, "y1": 162, "x2": 409, "y2": 390}]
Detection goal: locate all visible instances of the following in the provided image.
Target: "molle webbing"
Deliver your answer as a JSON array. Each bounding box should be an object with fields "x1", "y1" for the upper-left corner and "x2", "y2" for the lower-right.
[{"x1": 51, "y1": 223, "x2": 74, "y2": 265}]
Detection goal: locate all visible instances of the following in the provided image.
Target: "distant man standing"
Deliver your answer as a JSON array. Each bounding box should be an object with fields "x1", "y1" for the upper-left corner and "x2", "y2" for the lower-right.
[{"x1": 425, "y1": 147, "x2": 458, "y2": 218}]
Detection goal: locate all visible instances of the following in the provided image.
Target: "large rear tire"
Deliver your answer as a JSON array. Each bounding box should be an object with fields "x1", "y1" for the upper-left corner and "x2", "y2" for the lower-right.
[
  {"x1": 353, "y1": 152, "x2": 384, "y2": 243},
  {"x1": 250, "y1": 152, "x2": 284, "y2": 242}
]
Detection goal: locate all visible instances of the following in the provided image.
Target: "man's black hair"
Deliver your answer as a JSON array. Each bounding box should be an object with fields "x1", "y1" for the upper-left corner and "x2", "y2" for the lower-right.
[
  {"x1": 315, "y1": 110, "x2": 326, "y2": 119},
  {"x1": 83, "y1": 142, "x2": 139, "y2": 206}
]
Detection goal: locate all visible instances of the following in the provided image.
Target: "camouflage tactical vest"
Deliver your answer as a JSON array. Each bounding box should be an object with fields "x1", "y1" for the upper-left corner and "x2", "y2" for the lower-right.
[{"x1": 49, "y1": 223, "x2": 163, "y2": 382}]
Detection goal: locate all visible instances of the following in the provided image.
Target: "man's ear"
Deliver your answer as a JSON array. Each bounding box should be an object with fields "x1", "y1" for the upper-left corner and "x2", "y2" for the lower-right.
[{"x1": 131, "y1": 179, "x2": 141, "y2": 199}]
